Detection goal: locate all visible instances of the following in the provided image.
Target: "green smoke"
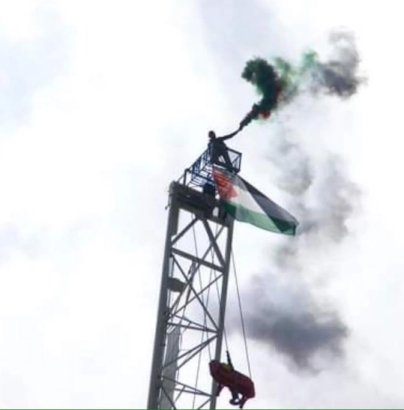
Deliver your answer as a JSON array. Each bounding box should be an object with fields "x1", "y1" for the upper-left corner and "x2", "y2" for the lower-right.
[
  {"x1": 239, "y1": 58, "x2": 282, "y2": 129},
  {"x1": 273, "y1": 57, "x2": 300, "y2": 102},
  {"x1": 300, "y1": 50, "x2": 320, "y2": 73},
  {"x1": 242, "y1": 58, "x2": 281, "y2": 114},
  {"x1": 239, "y1": 32, "x2": 364, "y2": 130}
]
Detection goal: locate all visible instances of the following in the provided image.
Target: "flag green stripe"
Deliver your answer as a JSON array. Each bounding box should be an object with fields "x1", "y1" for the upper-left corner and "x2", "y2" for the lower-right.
[
  {"x1": 212, "y1": 165, "x2": 298, "y2": 235},
  {"x1": 224, "y1": 202, "x2": 296, "y2": 235}
]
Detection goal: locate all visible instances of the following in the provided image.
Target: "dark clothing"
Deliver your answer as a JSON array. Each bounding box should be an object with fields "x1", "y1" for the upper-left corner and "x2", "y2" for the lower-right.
[
  {"x1": 208, "y1": 130, "x2": 238, "y2": 171},
  {"x1": 209, "y1": 140, "x2": 233, "y2": 169}
]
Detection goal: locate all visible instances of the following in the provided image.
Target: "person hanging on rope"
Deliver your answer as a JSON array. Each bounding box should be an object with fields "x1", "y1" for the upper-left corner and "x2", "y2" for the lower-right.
[
  {"x1": 209, "y1": 351, "x2": 255, "y2": 409},
  {"x1": 208, "y1": 128, "x2": 240, "y2": 172}
]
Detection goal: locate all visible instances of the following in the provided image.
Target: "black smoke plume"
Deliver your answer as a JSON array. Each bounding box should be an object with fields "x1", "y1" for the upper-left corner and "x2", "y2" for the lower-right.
[
  {"x1": 244, "y1": 274, "x2": 348, "y2": 372},
  {"x1": 239, "y1": 31, "x2": 365, "y2": 130}
]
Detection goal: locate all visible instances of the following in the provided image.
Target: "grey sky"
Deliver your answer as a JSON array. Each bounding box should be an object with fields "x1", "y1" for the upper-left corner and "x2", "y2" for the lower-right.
[{"x1": 1, "y1": 1, "x2": 404, "y2": 408}]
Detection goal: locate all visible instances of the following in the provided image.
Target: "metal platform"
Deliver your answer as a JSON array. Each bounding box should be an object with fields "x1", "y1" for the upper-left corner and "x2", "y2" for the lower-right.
[{"x1": 180, "y1": 147, "x2": 242, "y2": 190}]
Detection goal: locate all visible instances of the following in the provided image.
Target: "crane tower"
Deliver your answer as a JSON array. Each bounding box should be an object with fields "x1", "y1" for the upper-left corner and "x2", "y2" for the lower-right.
[{"x1": 147, "y1": 147, "x2": 242, "y2": 410}]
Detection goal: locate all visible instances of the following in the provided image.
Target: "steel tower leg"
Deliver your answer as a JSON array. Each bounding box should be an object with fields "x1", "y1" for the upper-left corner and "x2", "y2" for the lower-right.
[
  {"x1": 147, "y1": 182, "x2": 234, "y2": 409},
  {"x1": 147, "y1": 192, "x2": 179, "y2": 410}
]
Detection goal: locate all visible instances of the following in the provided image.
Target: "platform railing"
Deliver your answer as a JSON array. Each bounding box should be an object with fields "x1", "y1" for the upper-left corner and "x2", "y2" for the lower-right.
[{"x1": 179, "y1": 147, "x2": 242, "y2": 189}]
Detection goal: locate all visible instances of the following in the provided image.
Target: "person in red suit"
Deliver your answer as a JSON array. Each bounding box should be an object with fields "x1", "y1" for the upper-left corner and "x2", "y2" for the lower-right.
[{"x1": 209, "y1": 352, "x2": 255, "y2": 409}]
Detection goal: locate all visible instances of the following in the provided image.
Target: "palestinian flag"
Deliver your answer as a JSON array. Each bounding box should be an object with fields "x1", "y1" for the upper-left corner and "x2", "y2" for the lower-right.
[{"x1": 212, "y1": 166, "x2": 298, "y2": 235}]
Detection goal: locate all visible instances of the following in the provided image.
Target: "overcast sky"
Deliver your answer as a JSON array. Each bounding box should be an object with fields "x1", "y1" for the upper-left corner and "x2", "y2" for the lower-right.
[{"x1": 1, "y1": 1, "x2": 404, "y2": 408}]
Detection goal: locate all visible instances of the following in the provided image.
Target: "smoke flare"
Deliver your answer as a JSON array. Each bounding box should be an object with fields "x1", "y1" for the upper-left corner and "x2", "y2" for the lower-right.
[
  {"x1": 239, "y1": 58, "x2": 282, "y2": 128},
  {"x1": 239, "y1": 31, "x2": 365, "y2": 130}
]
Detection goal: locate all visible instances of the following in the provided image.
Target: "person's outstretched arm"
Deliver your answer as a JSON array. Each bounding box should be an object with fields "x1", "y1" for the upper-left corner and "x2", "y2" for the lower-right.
[{"x1": 217, "y1": 128, "x2": 240, "y2": 141}]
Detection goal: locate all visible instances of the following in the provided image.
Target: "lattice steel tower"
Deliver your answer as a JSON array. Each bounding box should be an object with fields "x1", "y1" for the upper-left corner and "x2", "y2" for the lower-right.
[{"x1": 147, "y1": 147, "x2": 242, "y2": 409}]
